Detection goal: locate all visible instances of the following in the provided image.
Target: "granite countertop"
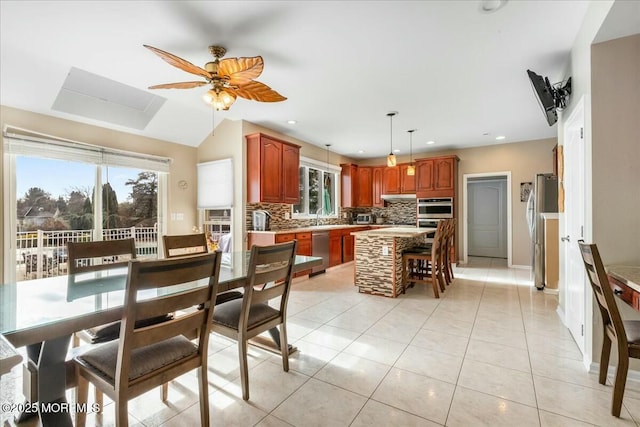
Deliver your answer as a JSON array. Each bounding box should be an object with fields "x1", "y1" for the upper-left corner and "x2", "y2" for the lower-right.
[
  {"x1": 607, "y1": 265, "x2": 640, "y2": 293},
  {"x1": 248, "y1": 224, "x2": 390, "y2": 234},
  {"x1": 351, "y1": 226, "x2": 436, "y2": 238}
]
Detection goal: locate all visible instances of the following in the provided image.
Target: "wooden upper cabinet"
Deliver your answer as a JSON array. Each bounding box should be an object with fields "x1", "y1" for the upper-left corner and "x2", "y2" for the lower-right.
[
  {"x1": 416, "y1": 155, "x2": 459, "y2": 198},
  {"x1": 246, "y1": 133, "x2": 300, "y2": 204},
  {"x1": 372, "y1": 167, "x2": 384, "y2": 207},
  {"x1": 357, "y1": 167, "x2": 373, "y2": 207},
  {"x1": 340, "y1": 163, "x2": 358, "y2": 208},
  {"x1": 416, "y1": 159, "x2": 434, "y2": 193},
  {"x1": 282, "y1": 144, "x2": 300, "y2": 204},
  {"x1": 399, "y1": 164, "x2": 416, "y2": 194},
  {"x1": 382, "y1": 166, "x2": 400, "y2": 194}
]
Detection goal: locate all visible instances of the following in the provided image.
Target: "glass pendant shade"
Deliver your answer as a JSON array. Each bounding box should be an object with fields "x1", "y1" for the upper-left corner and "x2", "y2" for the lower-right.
[
  {"x1": 386, "y1": 111, "x2": 398, "y2": 167},
  {"x1": 203, "y1": 89, "x2": 236, "y2": 111},
  {"x1": 407, "y1": 128, "x2": 416, "y2": 176}
]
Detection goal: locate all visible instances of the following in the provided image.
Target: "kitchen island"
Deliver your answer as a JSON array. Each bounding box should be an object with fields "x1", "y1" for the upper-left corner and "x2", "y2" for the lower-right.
[{"x1": 351, "y1": 227, "x2": 436, "y2": 297}]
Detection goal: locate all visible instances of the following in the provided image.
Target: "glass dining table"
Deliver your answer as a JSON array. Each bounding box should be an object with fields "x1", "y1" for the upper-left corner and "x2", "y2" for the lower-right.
[{"x1": 0, "y1": 252, "x2": 321, "y2": 426}]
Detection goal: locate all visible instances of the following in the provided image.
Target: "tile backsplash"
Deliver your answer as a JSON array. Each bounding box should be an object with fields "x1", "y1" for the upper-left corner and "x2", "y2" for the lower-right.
[{"x1": 246, "y1": 201, "x2": 416, "y2": 231}]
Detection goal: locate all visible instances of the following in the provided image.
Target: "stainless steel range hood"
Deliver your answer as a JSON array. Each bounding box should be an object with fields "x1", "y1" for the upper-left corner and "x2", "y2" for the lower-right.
[{"x1": 381, "y1": 194, "x2": 417, "y2": 201}]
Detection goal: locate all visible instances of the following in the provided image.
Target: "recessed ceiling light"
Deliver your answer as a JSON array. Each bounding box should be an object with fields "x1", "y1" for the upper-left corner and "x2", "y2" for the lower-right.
[
  {"x1": 479, "y1": 0, "x2": 508, "y2": 13},
  {"x1": 357, "y1": 150, "x2": 365, "y2": 154},
  {"x1": 495, "y1": 135, "x2": 506, "y2": 140},
  {"x1": 393, "y1": 149, "x2": 400, "y2": 153},
  {"x1": 426, "y1": 140, "x2": 435, "y2": 145},
  {"x1": 287, "y1": 120, "x2": 297, "y2": 125}
]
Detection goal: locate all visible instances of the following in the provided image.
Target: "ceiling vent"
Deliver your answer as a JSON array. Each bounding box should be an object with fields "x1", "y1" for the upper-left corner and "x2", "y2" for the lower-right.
[{"x1": 52, "y1": 67, "x2": 165, "y2": 130}]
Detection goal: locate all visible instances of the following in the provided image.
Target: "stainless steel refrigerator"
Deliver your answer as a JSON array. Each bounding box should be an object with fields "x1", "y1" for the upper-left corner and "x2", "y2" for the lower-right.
[{"x1": 526, "y1": 174, "x2": 558, "y2": 290}]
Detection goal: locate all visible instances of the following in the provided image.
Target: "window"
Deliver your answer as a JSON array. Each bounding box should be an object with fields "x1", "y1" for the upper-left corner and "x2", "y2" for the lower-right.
[
  {"x1": 292, "y1": 158, "x2": 339, "y2": 218},
  {"x1": 3, "y1": 127, "x2": 170, "y2": 282}
]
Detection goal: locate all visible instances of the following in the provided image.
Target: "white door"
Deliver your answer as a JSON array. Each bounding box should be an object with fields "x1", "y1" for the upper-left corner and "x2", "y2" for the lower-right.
[
  {"x1": 468, "y1": 179, "x2": 507, "y2": 258},
  {"x1": 562, "y1": 98, "x2": 586, "y2": 355}
]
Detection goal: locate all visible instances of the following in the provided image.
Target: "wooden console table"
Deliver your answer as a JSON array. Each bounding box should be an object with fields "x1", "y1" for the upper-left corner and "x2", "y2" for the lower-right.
[{"x1": 607, "y1": 265, "x2": 640, "y2": 311}]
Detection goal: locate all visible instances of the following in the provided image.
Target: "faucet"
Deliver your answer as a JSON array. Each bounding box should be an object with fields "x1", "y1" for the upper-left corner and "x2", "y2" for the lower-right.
[{"x1": 315, "y1": 207, "x2": 325, "y2": 226}]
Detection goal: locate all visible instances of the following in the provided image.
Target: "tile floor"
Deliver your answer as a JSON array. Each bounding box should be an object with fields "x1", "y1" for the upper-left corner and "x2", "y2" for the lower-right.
[{"x1": 2, "y1": 257, "x2": 639, "y2": 426}]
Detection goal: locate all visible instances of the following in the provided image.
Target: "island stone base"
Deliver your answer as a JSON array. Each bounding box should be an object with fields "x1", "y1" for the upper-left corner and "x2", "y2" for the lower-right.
[{"x1": 354, "y1": 233, "x2": 429, "y2": 297}]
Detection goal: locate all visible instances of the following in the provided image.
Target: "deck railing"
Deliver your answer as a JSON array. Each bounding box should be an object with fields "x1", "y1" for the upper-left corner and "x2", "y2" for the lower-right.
[{"x1": 16, "y1": 226, "x2": 158, "y2": 280}]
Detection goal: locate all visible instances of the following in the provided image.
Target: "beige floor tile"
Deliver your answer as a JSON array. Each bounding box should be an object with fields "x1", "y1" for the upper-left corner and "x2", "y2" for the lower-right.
[
  {"x1": 465, "y1": 339, "x2": 532, "y2": 373},
  {"x1": 624, "y1": 395, "x2": 640, "y2": 425},
  {"x1": 372, "y1": 367, "x2": 455, "y2": 425},
  {"x1": 538, "y1": 410, "x2": 598, "y2": 426},
  {"x1": 326, "y1": 311, "x2": 380, "y2": 333},
  {"x1": 254, "y1": 415, "x2": 295, "y2": 427},
  {"x1": 394, "y1": 345, "x2": 463, "y2": 384},
  {"x1": 530, "y1": 352, "x2": 607, "y2": 390},
  {"x1": 272, "y1": 340, "x2": 339, "y2": 377},
  {"x1": 206, "y1": 343, "x2": 270, "y2": 389},
  {"x1": 457, "y1": 359, "x2": 536, "y2": 406},
  {"x1": 446, "y1": 386, "x2": 540, "y2": 427},
  {"x1": 342, "y1": 333, "x2": 408, "y2": 366},
  {"x1": 226, "y1": 361, "x2": 309, "y2": 412},
  {"x1": 285, "y1": 317, "x2": 323, "y2": 342},
  {"x1": 314, "y1": 352, "x2": 391, "y2": 397},
  {"x1": 473, "y1": 315, "x2": 525, "y2": 333},
  {"x1": 364, "y1": 318, "x2": 421, "y2": 344},
  {"x1": 350, "y1": 400, "x2": 441, "y2": 427},
  {"x1": 533, "y1": 375, "x2": 637, "y2": 426},
  {"x1": 409, "y1": 328, "x2": 469, "y2": 357},
  {"x1": 527, "y1": 332, "x2": 583, "y2": 360},
  {"x1": 298, "y1": 324, "x2": 360, "y2": 351},
  {"x1": 422, "y1": 315, "x2": 474, "y2": 338},
  {"x1": 272, "y1": 378, "x2": 367, "y2": 427},
  {"x1": 471, "y1": 322, "x2": 528, "y2": 349}
]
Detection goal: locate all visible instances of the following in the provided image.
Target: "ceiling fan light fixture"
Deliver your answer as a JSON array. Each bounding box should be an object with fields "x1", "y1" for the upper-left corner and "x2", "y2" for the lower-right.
[{"x1": 203, "y1": 89, "x2": 236, "y2": 111}]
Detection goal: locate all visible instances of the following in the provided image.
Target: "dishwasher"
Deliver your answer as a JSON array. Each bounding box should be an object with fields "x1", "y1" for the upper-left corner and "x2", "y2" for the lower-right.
[{"x1": 310, "y1": 231, "x2": 329, "y2": 276}]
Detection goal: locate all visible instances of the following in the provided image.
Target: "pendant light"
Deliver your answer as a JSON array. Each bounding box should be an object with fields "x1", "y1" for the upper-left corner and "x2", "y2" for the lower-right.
[
  {"x1": 386, "y1": 111, "x2": 398, "y2": 167},
  {"x1": 406, "y1": 129, "x2": 416, "y2": 175}
]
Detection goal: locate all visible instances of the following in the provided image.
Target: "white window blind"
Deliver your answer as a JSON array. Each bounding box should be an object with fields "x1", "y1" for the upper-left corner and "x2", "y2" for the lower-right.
[
  {"x1": 3, "y1": 126, "x2": 171, "y2": 173},
  {"x1": 197, "y1": 158, "x2": 233, "y2": 209}
]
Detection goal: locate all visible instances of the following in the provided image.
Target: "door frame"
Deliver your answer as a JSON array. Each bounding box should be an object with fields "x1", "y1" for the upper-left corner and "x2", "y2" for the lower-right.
[
  {"x1": 462, "y1": 171, "x2": 512, "y2": 267},
  {"x1": 559, "y1": 95, "x2": 590, "y2": 366}
]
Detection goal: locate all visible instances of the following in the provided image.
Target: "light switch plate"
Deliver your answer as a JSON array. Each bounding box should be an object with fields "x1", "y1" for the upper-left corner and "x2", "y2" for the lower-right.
[{"x1": 382, "y1": 246, "x2": 389, "y2": 256}]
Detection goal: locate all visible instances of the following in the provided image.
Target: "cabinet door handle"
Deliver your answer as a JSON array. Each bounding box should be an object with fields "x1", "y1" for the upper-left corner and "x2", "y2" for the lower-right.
[
  {"x1": 614, "y1": 289, "x2": 623, "y2": 295},
  {"x1": 561, "y1": 236, "x2": 570, "y2": 242}
]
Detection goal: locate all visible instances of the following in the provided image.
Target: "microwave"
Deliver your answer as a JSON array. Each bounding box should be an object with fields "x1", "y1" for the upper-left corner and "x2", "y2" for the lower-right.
[
  {"x1": 355, "y1": 213, "x2": 373, "y2": 224},
  {"x1": 417, "y1": 198, "x2": 453, "y2": 219}
]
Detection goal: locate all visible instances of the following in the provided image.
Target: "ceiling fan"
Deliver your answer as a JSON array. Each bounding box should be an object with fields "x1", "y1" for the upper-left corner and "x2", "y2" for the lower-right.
[{"x1": 144, "y1": 44, "x2": 286, "y2": 111}]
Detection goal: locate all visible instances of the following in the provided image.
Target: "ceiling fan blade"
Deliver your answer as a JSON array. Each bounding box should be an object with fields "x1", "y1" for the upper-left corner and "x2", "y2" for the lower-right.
[
  {"x1": 218, "y1": 57, "x2": 264, "y2": 85},
  {"x1": 144, "y1": 45, "x2": 211, "y2": 80},
  {"x1": 148, "y1": 81, "x2": 208, "y2": 90},
  {"x1": 234, "y1": 80, "x2": 287, "y2": 102}
]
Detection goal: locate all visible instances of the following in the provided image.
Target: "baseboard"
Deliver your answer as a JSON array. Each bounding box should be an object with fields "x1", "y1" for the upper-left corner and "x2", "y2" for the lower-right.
[
  {"x1": 543, "y1": 288, "x2": 559, "y2": 295},
  {"x1": 511, "y1": 264, "x2": 531, "y2": 270},
  {"x1": 556, "y1": 306, "x2": 566, "y2": 324},
  {"x1": 589, "y1": 362, "x2": 640, "y2": 384}
]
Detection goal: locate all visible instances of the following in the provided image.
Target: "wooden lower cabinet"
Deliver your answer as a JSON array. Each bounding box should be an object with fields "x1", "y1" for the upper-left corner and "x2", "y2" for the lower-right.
[
  {"x1": 248, "y1": 227, "x2": 369, "y2": 273},
  {"x1": 329, "y1": 230, "x2": 343, "y2": 267}
]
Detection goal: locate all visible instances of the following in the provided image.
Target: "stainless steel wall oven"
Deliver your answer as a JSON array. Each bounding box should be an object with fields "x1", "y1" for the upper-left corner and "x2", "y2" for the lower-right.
[{"x1": 417, "y1": 198, "x2": 453, "y2": 219}]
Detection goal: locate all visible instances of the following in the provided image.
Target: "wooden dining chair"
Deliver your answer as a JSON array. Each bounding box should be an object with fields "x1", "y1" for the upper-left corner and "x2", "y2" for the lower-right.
[
  {"x1": 402, "y1": 220, "x2": 446, "y2": 298},
  {"x1": 163, "y1": 233, "x2": 209, "y2": 258},
  {"x1": 74, "y1": 252, "x2": 221, "y2": 427},
  {"x1": 164, "y1": 233, "x2": 243, "y2": 305},
  {"x1": 578, "y1": 240, "x2": 640, "y2": 417},
  {"x1": 67, "y1": 238, "x2": 172, "y2": 404},
  {"x1": 210, "y1": 240, "x2": 297, "y2": 401}
]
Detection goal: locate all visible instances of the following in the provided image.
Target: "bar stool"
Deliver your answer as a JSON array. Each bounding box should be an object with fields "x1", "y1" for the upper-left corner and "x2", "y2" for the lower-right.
[
  {"x1": 442, "y1": 219, "x2": 456, "y2": 286},
  {"x1": 402, "y1": 221, "x2": 446, "y2": 298}
]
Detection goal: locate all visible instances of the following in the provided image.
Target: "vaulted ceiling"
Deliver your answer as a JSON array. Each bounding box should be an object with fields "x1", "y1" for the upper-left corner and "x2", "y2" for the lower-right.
[{"x1": 0, "y1": 1, "x2": 598, "y2": 159}]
